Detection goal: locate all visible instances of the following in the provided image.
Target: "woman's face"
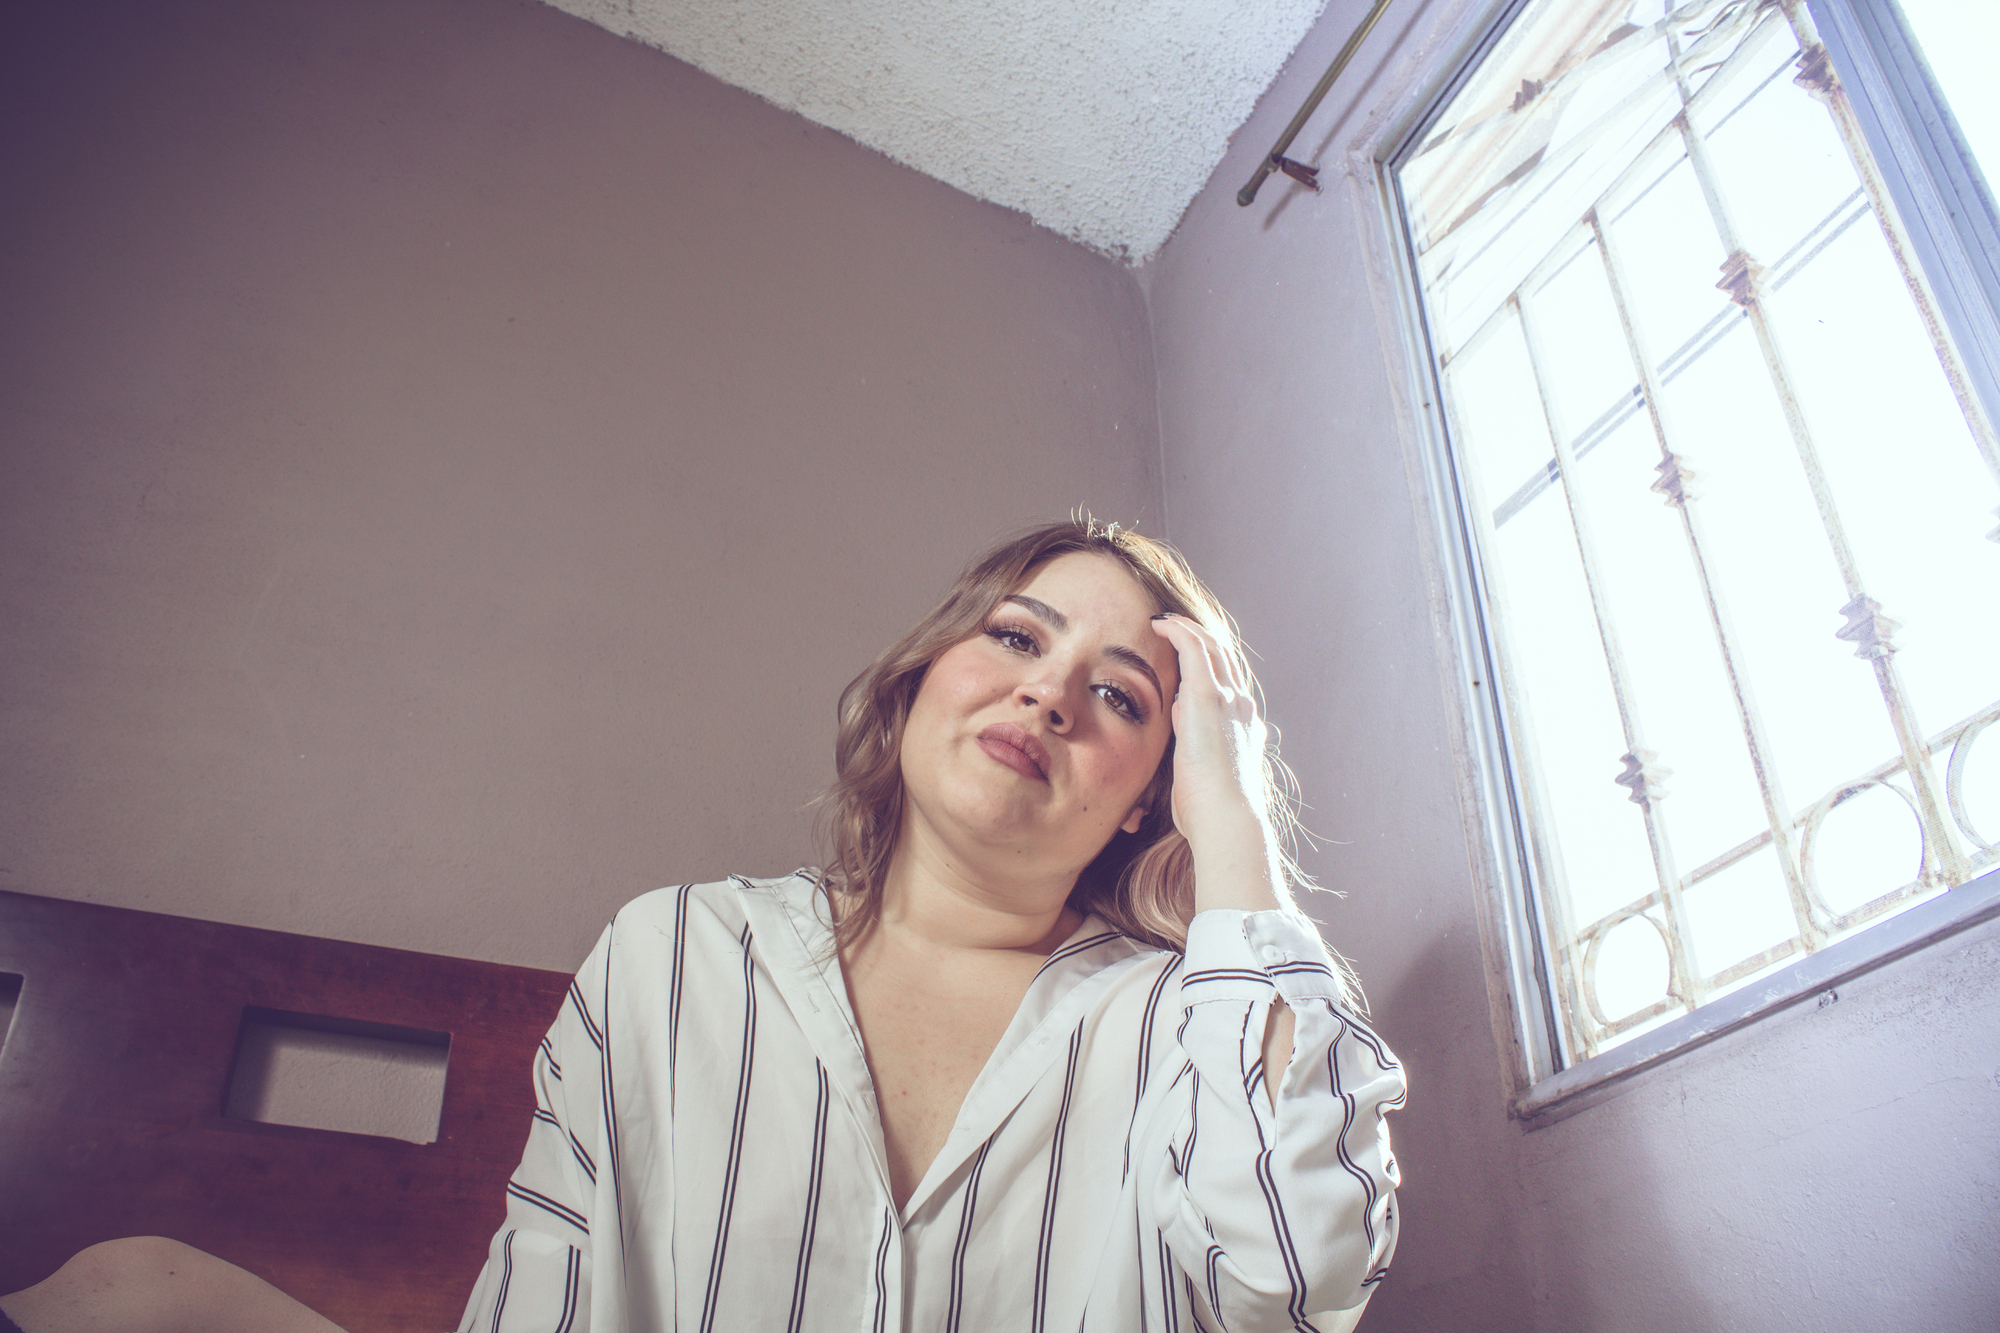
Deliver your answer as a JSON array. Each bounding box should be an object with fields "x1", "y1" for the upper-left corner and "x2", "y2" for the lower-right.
[{"x1": 897, "y1": 551, "x2": 1180, "y2": 886}]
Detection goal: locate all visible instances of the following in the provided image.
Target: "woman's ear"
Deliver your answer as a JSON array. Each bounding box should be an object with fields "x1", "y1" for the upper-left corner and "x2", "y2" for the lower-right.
[{"x1": 1120, "y1": 805, "x2": 1147, "y2": 835}]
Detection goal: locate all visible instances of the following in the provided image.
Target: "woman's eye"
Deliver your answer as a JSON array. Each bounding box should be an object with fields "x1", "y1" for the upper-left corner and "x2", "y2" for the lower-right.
[
  {"x1": 986, "y1": 626, "x2": 1037, "y2": 654},
  {"x1": 1095, "y1": 684, "x2": 1141, "y2": 720}
]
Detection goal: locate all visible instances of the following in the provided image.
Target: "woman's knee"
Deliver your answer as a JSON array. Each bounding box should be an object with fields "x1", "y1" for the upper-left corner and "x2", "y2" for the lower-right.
[
  {"x1": 66, "y1": 1237, "x2": 214, "y2": 1288},
  {"x1": 4, "y1": 1237, "x2": 233, "y2": 1333}
]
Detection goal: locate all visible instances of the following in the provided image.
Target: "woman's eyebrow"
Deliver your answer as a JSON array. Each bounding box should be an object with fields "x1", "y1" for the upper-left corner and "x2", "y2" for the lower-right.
[
  {"x1": 1105, "y1": 645, "x2": 1166, "y2": 708},
  {"x1": 1002, "y1": 593, "x2": 1067, "y2": 630}
]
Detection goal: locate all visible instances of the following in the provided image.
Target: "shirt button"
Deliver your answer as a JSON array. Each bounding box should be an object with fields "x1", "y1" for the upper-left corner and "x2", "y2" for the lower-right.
[{"x1": 1261, "y1": 945, "x2": 1284, "y2": 964}]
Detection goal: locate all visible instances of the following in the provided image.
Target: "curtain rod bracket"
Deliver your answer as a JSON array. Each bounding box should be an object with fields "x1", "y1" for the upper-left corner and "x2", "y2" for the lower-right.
[
  {"x1": 1238, "y1": 0, "x2": 1395, "y2": 207},
  {"x1": 1276, "y1": 155, "x2": 1322, "y2": 191}
]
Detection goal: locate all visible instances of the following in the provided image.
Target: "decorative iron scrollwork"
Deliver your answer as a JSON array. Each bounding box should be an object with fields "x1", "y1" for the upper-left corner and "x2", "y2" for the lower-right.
[
  {"x1": 1650, "y1": 453, "x2": 1698, "y2": 506},
  {"x1": 1834, "y1": 594, "x2": 1901, "y2": 659},
  {"x1": 1614, "y1": 750, "x2": 1672, "y2": 807}
]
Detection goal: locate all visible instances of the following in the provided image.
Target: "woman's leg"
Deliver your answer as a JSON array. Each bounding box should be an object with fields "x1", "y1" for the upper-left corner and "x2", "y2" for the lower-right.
[{"x1": 0, "y1": 1238, "x2": 346, "y2": 1333}]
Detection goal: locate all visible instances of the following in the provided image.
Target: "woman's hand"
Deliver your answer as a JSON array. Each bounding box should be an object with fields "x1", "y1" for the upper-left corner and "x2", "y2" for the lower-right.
[
  {"x1": 1151, "y1": 613, "x2": 1299, "y2": 1096},
  {"x1": 1149, "y1": 614, "x2": 1292, "y2": 916}
]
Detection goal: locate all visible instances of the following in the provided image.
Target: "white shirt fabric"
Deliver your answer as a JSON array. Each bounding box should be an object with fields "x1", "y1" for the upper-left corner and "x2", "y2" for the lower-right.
[{"x1": 457, "y1": 871, "x2": 1404, "y2": 1333}]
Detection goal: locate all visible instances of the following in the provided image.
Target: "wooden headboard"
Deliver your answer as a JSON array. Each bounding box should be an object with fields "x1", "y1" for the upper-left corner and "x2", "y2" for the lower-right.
[{"x1": 0, "y1": 889, "x2": 572, "y2": 1333}]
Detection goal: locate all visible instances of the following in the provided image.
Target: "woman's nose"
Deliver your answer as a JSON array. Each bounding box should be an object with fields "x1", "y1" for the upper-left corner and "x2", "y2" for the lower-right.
[{"x1": 1018, "y1": 670, "x2": 1074, "y2": 732}]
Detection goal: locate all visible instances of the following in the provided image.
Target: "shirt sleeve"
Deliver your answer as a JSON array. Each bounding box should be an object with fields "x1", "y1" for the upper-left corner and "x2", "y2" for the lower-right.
[
  {"x1": 1146, "y1": 909, "x2": 1405, "y2": 1332},
  {"x1": 457, "y1": 926, "x2": 611, "y2": 1333}
]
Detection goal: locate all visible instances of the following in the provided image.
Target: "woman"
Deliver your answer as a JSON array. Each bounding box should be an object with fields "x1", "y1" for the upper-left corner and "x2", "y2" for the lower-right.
[{"x1": 1, "y1": 519, "x2": 1403, "y2": 1333}]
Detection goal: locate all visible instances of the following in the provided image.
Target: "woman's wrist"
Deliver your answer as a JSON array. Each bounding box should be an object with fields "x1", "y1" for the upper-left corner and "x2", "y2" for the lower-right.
[{"x1": 1187, "y1": 816, "x2": 1290, "y2": 915}]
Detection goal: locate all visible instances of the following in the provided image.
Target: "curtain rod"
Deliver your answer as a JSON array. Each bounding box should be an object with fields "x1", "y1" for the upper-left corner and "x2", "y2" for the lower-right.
[{"x1": 1237, "y1": 0, "x2": 1396, "y2": 205}]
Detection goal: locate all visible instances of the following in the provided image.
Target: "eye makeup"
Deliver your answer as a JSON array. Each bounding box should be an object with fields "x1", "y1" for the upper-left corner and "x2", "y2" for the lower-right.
[{"x1": 981, "y1": 617, "x2": 1151, "y2": 723}]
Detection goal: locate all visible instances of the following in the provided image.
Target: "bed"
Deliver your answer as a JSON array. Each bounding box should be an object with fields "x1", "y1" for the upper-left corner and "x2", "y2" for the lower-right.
[{"x1": 0, "y1": 888, "x2": 571, "y2": 1333}]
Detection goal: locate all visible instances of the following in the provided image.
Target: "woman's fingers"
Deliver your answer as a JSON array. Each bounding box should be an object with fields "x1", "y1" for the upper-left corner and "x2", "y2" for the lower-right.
[
  {"x1": 1147, "y1": 615, "x2": 1290, "y2": 913},
  {"x1": 1149, "y1": 613, "x2": 1239, "y2": 701},
  {"x1": 1149, "y1": 614, "x2": 1268, "y2": 833}
]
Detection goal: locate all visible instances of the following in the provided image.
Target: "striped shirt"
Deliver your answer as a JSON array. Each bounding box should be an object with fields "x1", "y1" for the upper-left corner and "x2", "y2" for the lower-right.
[{"x1": 457, "y1": 871, "x2": 1404, "y2": 1333}]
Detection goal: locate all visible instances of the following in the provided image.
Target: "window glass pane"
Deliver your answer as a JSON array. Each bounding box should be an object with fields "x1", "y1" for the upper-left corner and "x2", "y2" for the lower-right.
[
  {"x1": 1562, "y1": 410, "x2": 1765, "y2": 874},
  {"x1": 1485, "y1": 477, "x2": 1659, "y2": 931},
  {"x1": 1761, "y1": 220, "x2": 2000, "y2": 733},
  {"x1": 1588, "y1": 909, "x2": 1672, "y2": 1025},
  {"x1": 1681, "y1": 845, "x2": 1795, "y2": 976},
  {"x1": 1440, "y1": 318, "x2": 1554, "y2": 506},
  {"x1": 1399, "y1": 0, "x2": 2000, "y2": 1062},
  {"x1": 1645, "y1": 319, "x2": 1893, "y2": 806},
  {"x1": 1691, "y1": 19, "x2": 1854, "y2": 261},
  {"x1": 1803, "y1": 779, "x2": 1928, "y2": 914},
  {"x1": 1597, "y1": 152, "x2": 1734, "y2": 369},
  {"x1": 1954, "y1": 720, "x2": 2000, "y2": 848}
]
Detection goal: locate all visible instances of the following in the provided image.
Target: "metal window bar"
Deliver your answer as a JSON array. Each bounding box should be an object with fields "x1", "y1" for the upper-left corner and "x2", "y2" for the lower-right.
[
  {"x1": 1586, "y1": 202, "x2": 1827, "y2": 949},
  {"x1": 1512, "y1": 285, "x2": 1704, "y2": 1021},
  {"x1": 1663, "y1": 15, "x2": 1971, "y2": 897},
  {"x1": 1420, "y1": 0, "x2": 1997, "y2": 1056}
]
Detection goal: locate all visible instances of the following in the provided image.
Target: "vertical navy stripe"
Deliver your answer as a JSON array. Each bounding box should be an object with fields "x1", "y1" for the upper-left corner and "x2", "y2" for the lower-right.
[
  {"x1": 567, "y1": 1130, "x2": 596, "y2": 1184},
  {"x1": 600, "y1": 918, "x2": 625, "y2": 1269},
  {"x1": 1181, "y1": 1069, "x2": 1202, "y2": 1181},
  {"x1": 945, "y1": 1136, "x2": 995, "y2": 1333},
  {"x1": 668, "y1": 884, "x2": 691, "y2": 1103},
  {"x1": 872, "y1": 1206, "x2": 894, "y2": 1333},
  {"x1": 554, "y1": 1246, "x2": 581, "y2": 1333},
  {"x1": 1125, "y1": 957, "x2": 1178, "y2": 1182},
  {"x1": 1204, "y1": 1244, "x2": 1228, "y2": 1333},
  {"x1": 1238, "y1": 1006, "x2": 1254, "y2": 1101},
  {"x1": 1342, "y1": 1011, "x2": 1402, "y2": 1073},
  {"x1": 1326, "y1": 1019, "x2": 1380, "y2": 1249},
  {"x1": 1185, "y1": 1274, "x2": 1211, "y2": 1333},
  {"x1": 1253, "y1": 1147, "x2": 1313, "y2": 1330},
  {"x1": 1136, "y1": 957, "x2": 1176, "y2": 1098},
  {"x1": 488, "y1": 1231, "x2": 514, "y2": 1333},
  {"x1": 786, "y1": 1061, "x2": 833, "y2": 1333},
  {"x1": 568, "y1": 981, "x2": 603, "y2": 1049},
  {"x1": 1154, "y1": 1232, "x2": 1179, "y2": 1332},
  {"x1": 698, "y1": 925, "x2": 759, "y2": 1333},
  {"x1": 1031, "y1": 1023, "x2": 1086, "y2": 1333},
  {"x1": 1237, "y1": 1025, "x2": 1315, "y2": 1332}
]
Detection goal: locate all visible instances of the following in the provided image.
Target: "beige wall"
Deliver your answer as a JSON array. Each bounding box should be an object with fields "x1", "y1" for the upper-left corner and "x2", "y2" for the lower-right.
[
  {"x1": 0, "y1": 0, "x2": 1159, "y2": 973},
  {"x1": 1145, "y1": 0, "x2": 2000, "y2": 1329}
]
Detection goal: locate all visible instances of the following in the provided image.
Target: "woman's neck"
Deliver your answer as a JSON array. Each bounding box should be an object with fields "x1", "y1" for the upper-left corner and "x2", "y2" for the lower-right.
[{"x1": 872, "y1": 824, "x2": 1082, "y2": 957}]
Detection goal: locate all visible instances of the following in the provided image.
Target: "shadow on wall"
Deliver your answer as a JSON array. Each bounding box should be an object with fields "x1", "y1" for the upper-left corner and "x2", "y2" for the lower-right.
[
  {"x1": 1513, "y1": 913, "x2": 2000, "y2": 1333},
  {"x1": 1514, "y1": 1093, "x2": 1731, "y2": 1333},
  {"x1": 0, "y1": 0, "x2": 1160, "y2": 975},
  {"x1": 1357, "y1": 924, "x2": 1726, "y2": 1333},
  {"x1": 1349, "y1": 921, "x2": 1535, "y2": 1333}
]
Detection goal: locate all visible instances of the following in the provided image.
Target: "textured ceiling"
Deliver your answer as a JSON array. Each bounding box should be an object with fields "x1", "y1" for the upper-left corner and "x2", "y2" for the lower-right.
[{"x1": 542, "y1": 0, "x2": 1330, "y2": 262}]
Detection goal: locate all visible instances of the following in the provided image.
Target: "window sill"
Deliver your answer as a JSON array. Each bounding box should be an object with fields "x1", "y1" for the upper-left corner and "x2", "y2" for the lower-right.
[{"x1": 1513, "y1": 863, "x2": 2000, "y2": 1130}]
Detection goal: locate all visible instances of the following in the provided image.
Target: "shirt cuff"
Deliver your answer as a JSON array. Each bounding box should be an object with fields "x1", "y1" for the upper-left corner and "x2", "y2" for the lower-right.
[{"x1": 1180, "y1": 908, "x2": 1347, "y2": 1006}]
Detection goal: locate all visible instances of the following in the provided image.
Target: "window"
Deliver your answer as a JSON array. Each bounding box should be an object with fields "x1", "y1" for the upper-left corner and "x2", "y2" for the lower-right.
[{"x1": 1388, "y1": 0, "x2": 2000, "y2": 1104}]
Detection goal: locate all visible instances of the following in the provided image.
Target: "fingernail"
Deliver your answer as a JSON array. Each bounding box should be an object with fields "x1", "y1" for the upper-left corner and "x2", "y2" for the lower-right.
[{"x1": 1151, "y1": 613, "x2": 1174, "y2": 620}]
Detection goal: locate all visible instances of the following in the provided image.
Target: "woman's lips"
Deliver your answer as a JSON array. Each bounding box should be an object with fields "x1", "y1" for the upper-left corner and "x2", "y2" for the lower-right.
[{"x1": 976, "y1": 723, "x2": 1050, "y2": 781}]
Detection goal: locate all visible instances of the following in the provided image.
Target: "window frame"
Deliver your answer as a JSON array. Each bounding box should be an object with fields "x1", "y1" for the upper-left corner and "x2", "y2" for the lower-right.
[{"x1": 1362, "y1": 0, "x2": 2000, "y2": 1122}]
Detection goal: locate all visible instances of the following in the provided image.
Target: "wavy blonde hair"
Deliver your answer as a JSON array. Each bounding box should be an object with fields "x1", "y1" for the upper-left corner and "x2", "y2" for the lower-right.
[{"x1": 815, "y1": 517, "x2": 1314, "y2": 953}]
